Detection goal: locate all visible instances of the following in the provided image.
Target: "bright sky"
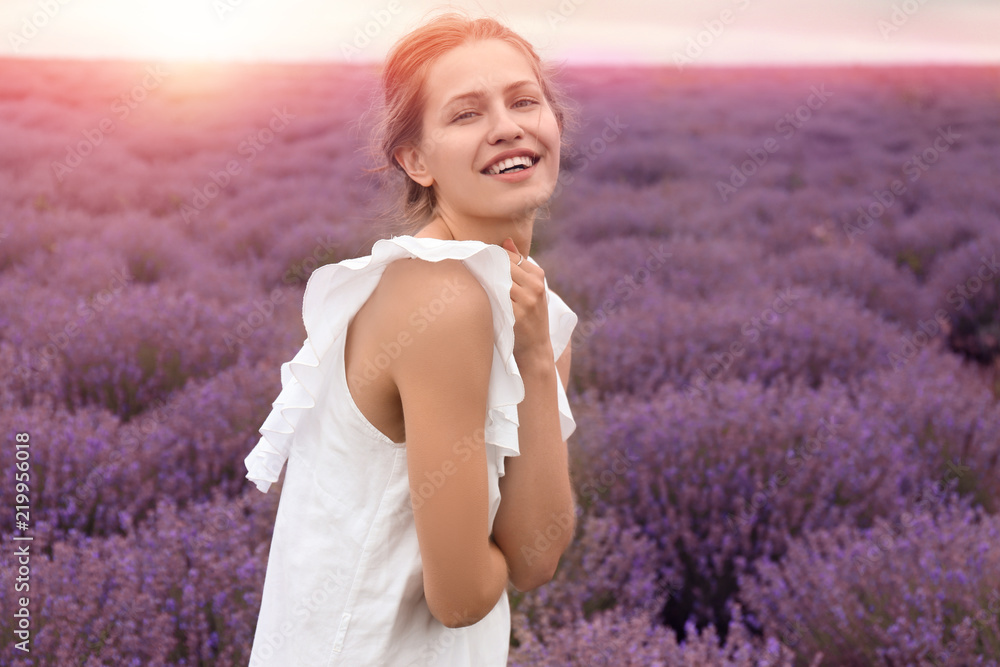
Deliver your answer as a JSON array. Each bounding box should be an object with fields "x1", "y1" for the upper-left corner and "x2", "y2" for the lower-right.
[{"x1": 2, "y1": 0, "x2": 998, "y2": 64}]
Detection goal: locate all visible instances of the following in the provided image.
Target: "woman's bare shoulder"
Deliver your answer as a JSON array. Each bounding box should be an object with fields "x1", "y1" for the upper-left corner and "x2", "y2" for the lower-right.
[
  {"x1": 374, "y1": 256, "x2": 494, "y2": 379},
  {"x1": 378, "y1": 256, "x2": 489, "y2": 315}
]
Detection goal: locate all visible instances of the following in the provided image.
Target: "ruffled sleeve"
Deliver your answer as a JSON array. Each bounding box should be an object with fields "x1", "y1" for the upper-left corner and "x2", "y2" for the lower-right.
[
  {"x1": 244, "y1": 236, "x2": 579, "y2": 493},
  {"x1": 468, "y1": 257, "x2": 579, "y2": 479},
  {"x1": 543, "y1": 273, "x2": 579, "y2": 446},
  {"x1": 243, "y1": 341, "x2": 323, "y2": 493}
]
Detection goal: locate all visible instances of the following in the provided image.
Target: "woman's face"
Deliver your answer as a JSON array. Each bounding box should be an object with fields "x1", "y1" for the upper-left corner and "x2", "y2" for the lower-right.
[{"x1": 397, "y1": 38, "x2": 562, "y2": 225}]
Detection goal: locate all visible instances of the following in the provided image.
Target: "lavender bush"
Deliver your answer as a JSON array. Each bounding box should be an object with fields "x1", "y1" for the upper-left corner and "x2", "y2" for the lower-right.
[
  {"x1": 739, "y1": 498, "x2": 1000, "y2": 666},
  {"x1": 0, "y1": 492, "x2": 274, "y2": 666},
  {"x1": 561, "y1": 358, "x2": 999, "y2": 639}
]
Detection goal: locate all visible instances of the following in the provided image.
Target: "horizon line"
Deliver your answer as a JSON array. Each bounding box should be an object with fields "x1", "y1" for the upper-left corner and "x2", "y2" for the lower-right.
[{"x1": 1, "y1": 54, "x2": 998, "y2": 69}]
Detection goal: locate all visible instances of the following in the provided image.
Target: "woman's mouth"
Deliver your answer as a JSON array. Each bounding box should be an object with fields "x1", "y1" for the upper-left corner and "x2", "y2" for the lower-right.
[{"x1": 481, "y1": 156, "x2": 540, "y2": 182}]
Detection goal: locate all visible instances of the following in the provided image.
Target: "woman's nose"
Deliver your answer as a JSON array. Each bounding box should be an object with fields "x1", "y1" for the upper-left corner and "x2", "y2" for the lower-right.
[{"x1": 486, "y1": 106, "x2": 524, "y2": 144}]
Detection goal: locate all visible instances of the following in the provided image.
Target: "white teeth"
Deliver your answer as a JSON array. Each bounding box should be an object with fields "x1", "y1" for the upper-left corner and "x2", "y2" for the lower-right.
[{"x1": 487, "y1": 155, "x2": 536, "y2": 175}]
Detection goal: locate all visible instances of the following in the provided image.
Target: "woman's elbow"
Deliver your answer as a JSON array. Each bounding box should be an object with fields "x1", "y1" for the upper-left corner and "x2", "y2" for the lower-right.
[
  {"x1": 436, "y1": 610, "x2": 486, "y2": 630},
  {"x1": 429, "y1": 593, "x2": 499, "y2": 629},
  {"x1": 508, "y1": 526, "x2": 574, "y2": 591},
  {"x1": 427, "y1": 573, "x2": 507, "y2": 628},
  {"x1": 510, "y1": 556, "x2": 561, "y2": 593}
]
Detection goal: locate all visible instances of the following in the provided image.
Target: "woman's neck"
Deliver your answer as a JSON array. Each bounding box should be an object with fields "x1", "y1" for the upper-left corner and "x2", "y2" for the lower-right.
[{"x1": 414, "y1": 214, "x2": 534, "y2": 258}]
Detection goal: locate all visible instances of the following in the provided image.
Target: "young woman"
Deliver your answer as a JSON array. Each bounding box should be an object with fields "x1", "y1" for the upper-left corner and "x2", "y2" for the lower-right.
[{"x1": 244, "y1": 11, "x2": 580, "y2": 665}]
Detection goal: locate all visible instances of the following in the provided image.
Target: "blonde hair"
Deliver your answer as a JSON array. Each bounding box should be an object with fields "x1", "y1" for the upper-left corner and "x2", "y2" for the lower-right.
[{"x1": 361, "y1": 9, "x2": 579, "y2": 236}]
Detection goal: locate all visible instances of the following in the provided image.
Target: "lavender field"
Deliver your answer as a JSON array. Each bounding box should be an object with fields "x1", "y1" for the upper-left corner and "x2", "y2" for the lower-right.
[{"x1": 1, "y1": 58, "x2": 999, "y2": 666}]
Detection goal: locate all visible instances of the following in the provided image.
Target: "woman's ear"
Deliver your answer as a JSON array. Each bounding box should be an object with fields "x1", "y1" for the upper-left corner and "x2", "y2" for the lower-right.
[{"x1": 393, "y1": 144, "x2": 435, "y2": 188}]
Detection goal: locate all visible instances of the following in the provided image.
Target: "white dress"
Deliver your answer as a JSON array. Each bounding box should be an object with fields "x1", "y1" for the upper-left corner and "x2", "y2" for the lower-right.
[{"x1": 244, "y1": 234, "x2": 578, "y2": 666}]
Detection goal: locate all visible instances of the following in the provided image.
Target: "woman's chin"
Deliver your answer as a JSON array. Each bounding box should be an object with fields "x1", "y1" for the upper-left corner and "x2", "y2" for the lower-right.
[
  {"x1": 503, "y1": 179, "x2": 558, "y2": 213},
  {"x1": 494, "y1": 193, "x2": 552, "y2": 219}
]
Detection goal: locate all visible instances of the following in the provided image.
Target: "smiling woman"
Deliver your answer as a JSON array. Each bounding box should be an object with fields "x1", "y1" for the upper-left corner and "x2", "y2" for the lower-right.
[{"x1": 243, "y1": 8, "x2": 582, "y2": 667}]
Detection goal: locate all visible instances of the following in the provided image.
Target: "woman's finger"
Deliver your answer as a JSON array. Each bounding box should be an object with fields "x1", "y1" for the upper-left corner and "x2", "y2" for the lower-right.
[
  {"x1": 501, "y1": 237, "x2": 522, "y2": 266},
  {"x1": 502, "y1": 237, "x2": 540, "y2": 290}
]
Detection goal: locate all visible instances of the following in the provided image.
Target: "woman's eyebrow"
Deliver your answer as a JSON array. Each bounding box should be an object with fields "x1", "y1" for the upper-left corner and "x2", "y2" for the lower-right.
[{"x1": 441, "y1": 79, "x2": 539, "y2": 112}]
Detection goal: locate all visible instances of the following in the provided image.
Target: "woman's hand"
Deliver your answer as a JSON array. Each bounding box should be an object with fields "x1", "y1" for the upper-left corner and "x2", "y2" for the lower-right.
[{"x1": 501, "y1": 237, "x2": 552, "y2": 364}]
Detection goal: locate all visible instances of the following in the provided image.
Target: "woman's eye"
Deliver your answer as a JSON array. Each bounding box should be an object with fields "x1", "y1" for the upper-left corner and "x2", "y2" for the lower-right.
[{"x1": 452, "y1": 99, "x2": 537, "y2": 123}]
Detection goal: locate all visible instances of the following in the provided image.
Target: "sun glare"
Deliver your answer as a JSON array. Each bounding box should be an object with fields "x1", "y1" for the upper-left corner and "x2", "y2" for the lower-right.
[
  {"x1": 4, "y1": 0, "x2": 997, "y2": 64},
  {"x1": 100, "y1": 0, "x2": 259, "y2": 61}
]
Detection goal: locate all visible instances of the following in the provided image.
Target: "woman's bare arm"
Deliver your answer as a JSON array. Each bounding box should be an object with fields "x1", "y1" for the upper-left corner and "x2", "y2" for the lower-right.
[
  {"x1": 491, "y1": 341, "x2": 576, "y2": 591},
  {"x1": 387, "y1": 258, "x2": 510, "y2": 628}
]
